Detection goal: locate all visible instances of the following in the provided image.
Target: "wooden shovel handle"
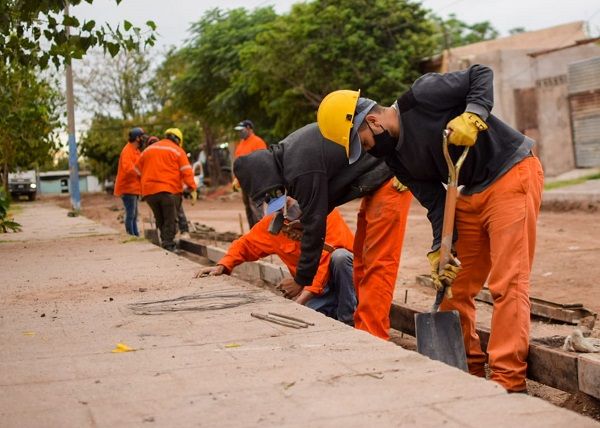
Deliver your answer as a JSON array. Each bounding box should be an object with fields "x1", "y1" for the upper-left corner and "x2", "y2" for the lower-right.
[{"x1": 433, "y1": 130, "x2": 469, "y2": 311}]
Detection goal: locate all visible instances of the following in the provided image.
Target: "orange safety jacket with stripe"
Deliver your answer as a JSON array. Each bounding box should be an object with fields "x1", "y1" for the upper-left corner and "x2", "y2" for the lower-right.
[
  {"x1": 218, "y1": 208, "x2": 354, "y2": 295},
  {"x1": 135, "y1": 139, "x2": 197, "y2": 196},
  {"x1": 234, "y1": 133, "x2": 267, "y2": 159},
  {"x1": 114, "y1": 142, "x2": 141, "y2": 196}
]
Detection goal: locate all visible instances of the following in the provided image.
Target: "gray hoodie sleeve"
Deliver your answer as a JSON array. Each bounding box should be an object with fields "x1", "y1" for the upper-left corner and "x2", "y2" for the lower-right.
[{"x1": 411, "y1": 64, "x2": 494, "y2": 120}]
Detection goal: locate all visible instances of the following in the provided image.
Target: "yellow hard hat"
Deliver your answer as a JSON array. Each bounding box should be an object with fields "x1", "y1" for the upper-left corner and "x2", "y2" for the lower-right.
[
  {"x1": 317, "y1": 90, "x2": 375, "y2": 164},
  {"x1": 165, "y1": 128, "x2": 183, "y2": 146}
]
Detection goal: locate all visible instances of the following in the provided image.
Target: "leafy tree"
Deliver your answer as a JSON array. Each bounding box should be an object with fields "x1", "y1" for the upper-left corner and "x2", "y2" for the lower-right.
[
  {"x1": 0, "y1": 63, "x2": 62, "y2": 190},
  {"x1": 78, "y1": 48, "x2": 203, "y2": 182},
  {"x1": 239, "y1": 0, "x2": 437, "y2": 136},
  {"x1": 173, "y1": 7, "x2": 278, "y2": 184},
  {"x1": 75, "y1": 49, "x2": 153, "y2": 121},
  {"x1": 79, "y1": 114, "x2": 124, "y2": 182},
  {"x1": 435, "y1": 14, "x2": 499, "y2": 49},
  {"x1": 0, "y1": 0, "x2": 156, "y2": 68}
]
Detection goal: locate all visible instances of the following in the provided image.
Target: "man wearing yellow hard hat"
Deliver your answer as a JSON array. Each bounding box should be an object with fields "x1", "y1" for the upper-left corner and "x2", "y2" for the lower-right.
[{"x1": 317, "y1": 64, "x2": 543, "y2": 394}]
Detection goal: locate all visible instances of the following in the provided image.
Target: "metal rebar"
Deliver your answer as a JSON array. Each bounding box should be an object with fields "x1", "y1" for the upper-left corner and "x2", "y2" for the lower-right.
[
  {"x1": 251, "y1": 312, "x2": 303, "y2": 329},
  {"x1": 268, "y1": 312, "x2": 314, "y2": 326}
]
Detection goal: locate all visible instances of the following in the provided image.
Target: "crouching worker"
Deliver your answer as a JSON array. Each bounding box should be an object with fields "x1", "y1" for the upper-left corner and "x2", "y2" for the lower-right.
[{"x1": 196, "y1": 197, "x2": 357, "y2": 325}]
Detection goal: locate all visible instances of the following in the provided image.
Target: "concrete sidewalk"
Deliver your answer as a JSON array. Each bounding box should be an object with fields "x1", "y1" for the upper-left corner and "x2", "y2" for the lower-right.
[{"x1": 1, "y1": 203, "x2": 597, "y2": 427}]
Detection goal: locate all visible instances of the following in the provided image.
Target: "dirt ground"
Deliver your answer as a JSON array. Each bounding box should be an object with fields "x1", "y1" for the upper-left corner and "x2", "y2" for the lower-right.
[{"x1": 33, "y1": 190, "x2": 600, "y2": 419}]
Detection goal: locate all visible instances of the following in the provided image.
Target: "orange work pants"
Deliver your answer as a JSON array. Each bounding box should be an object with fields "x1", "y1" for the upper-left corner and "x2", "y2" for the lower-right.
[
  {"x1": 440, "y1": 155, "x2": 544, "y2": 392},
  {"x1": 353, "y1": 179, "x2": 412, "y2": 340}
]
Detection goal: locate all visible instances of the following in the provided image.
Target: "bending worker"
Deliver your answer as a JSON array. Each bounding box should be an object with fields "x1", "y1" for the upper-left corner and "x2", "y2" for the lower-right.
[
  {"x1": 317, "y1": 64, "x2": 544, "y2": 393},
  {"x1": 234, "y1": 119, "x2": 412, "y2": 340},
  {"x1": 114, "y1": 127, "x2": 145, "y2": 236},
  {"x1": 232, "y1": 119, "x2": 267, "y2": 228},
  {"x1": 136, "y1": 128, "x2": 197, "y2": 252},
  {"x1": 197, "y1": 198, "x2": 356, "y2": 324}
]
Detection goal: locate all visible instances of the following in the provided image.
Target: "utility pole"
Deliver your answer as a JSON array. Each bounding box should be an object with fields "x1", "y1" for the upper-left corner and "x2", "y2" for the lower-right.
[{"x1": 65, "y1": 1, "x2": 81, "y2": 213}]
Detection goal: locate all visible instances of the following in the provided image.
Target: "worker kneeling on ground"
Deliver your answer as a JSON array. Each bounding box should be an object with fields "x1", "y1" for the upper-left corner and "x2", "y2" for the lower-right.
[
  {"x1": 233, "y1": 123, "x2": 411, "y2": 340},
  {"x1": 196, "y1": 197, "x2": 357, "y2": 325},
  {"x1": 136, "y1": 128, "x2": 197, "y2": 252}
]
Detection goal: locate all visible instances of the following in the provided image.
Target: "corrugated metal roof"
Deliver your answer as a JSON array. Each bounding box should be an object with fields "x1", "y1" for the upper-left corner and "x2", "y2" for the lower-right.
[{"x1": 568, "y1": 56, "x2": 600, "y2": 94}]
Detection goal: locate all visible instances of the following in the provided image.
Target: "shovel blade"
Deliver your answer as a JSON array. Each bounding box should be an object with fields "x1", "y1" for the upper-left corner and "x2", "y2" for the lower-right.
[{"x1": 415, "y1": 310, "x2": 468, "y2": 371}]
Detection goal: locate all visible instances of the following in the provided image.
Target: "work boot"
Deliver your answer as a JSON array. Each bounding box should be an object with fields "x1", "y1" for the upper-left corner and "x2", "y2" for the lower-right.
[{"x1": 163, "y1": 244, "x2": 179, "y2": 254}]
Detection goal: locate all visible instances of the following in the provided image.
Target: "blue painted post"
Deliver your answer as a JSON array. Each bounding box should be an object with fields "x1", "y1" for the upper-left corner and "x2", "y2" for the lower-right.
[
  {"x1": 65, "y1": 1, "x2": 80, "y2": 212},
  {"x1": 67, "y1": 132, "x2": 81, "y2": 211}
]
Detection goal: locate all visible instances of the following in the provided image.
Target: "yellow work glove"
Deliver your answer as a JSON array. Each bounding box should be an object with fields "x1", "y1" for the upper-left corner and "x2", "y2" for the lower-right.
[
  {"x1": 391, "y1": 177, "x2": 409, "y2": 192},
  {"x1": 427, "y1": 249, "x2": 462, "y2": 299},
  {"x1": 446, "y1": 112, "x2": 488, "y2": 147},
  {"x1": 231, "y1": 178, "x2": 241, "y2": 192},
  {"x1": 190, "y1": 189, "x2": 198, "y2": 205}
]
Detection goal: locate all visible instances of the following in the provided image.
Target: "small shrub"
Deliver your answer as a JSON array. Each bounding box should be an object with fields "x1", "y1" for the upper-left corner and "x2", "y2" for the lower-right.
[{"x1": 0, "y1": 188, "x2": 22, "y2": 233}]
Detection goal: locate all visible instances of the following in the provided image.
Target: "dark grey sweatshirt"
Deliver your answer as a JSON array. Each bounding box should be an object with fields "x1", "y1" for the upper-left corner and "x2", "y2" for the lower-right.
[{"x1": 234, "y1": 123, "x2": 392, "y2": 286}]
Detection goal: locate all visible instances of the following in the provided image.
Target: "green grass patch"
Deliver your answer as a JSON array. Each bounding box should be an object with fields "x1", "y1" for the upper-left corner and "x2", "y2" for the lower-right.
[
  {"x1": 121, "y1": 236, "x2": 147, "y2": 243},
  {"x1": 544, "y1": 173, "x2": 600, "y2": 191}
]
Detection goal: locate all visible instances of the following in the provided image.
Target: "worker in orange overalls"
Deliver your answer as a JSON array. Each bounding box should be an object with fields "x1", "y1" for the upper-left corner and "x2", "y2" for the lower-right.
[
  {"x1": 318, "y1": 64, "x2": 544, "y2": 393},
  {"x1": 234, "y1": 120, "x2": 412, "y2": 340},
  {"x1": 114, "y1": 127, "x2": 145, "y2": 236},
  {"x1": 135, "y1": 128, "x2": 197, "y2": 252},
  {"x1": 197, "y1": 199, "x2": 357, "y2": 324},
  {"x1": 232, "y1": 119, "x2": 267, "y2": 228}
]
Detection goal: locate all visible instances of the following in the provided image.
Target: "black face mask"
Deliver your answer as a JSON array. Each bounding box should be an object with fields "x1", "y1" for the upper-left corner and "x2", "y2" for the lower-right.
[{"x1": 366, "y1": 124, "x2": 397, "y2": 158}]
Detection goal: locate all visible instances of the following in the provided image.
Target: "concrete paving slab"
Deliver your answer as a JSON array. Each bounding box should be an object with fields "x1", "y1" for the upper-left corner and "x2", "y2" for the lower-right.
[
  {"x1": 4, "y1": 202, "x2": 117, "y2": 241},
  {"x1": 1, "y1": 203, "x2": 598, "y2": 427}
]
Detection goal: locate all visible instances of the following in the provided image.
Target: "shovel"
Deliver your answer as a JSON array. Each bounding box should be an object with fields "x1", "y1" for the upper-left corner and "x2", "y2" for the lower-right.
[{"x1": 415, "y1": 130, "x2": 468, "y2": 371}]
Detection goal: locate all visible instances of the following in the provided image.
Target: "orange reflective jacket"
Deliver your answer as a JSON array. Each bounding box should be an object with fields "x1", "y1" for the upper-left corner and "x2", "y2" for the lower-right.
[
  {"x1": 114, "y1": 142, "x2": 141, "y2": 196},
  {"x1": 219, "y1": 208, "x2": 354, "y2": 295},
  {"x1": 135, "y1": 139, "x2": 196, "y2": 196},
  {"x1": 234, "y1": 133, "x2": 267, "y2": 159}
]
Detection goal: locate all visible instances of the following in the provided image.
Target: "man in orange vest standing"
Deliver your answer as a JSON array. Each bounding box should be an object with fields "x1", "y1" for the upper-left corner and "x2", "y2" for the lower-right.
[
  {"x1": 136, "y1": 128, "x2": 197, "y2": 252},
  {"x1": 232, "y1": 120, "x2": 267, "y2": 228},
  {"x1": 114, "y1": 127, "x2": 145, "y2": 236}
]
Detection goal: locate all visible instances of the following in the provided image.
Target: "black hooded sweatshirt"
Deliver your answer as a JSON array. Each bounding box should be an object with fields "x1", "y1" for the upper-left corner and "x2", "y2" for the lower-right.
[{"x1": 235, "y1": 123, "x2": 392, "y2": 286}]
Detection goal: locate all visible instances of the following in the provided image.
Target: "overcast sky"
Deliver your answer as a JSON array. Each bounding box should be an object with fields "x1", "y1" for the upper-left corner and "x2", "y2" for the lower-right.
[{"x1": 73, "y1": 0, "x2": 600, "y2": 52}]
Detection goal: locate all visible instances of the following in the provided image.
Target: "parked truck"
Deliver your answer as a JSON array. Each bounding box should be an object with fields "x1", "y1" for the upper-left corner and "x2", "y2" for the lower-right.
[{"x1": 8, "y1": 170, "x2": 38, "y2": 201}]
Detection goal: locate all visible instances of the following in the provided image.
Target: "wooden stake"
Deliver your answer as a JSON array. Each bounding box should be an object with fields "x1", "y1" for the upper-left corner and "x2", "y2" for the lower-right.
[{"x1": 238, "y1": 213, "x2": 244, "y2": 235}]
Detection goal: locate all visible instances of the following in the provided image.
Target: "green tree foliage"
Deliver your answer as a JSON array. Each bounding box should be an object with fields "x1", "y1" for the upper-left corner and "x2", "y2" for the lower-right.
[
  {"x1": 0, "y1": 0, "x2": 157, "y2": 68},
  {"x1": 78, "y1": 49, "x2": 203, "y2": 181},
  {"x1": 174, "y1": 8, "x2": 278, "y2": 132},
  {"x1": 0, "y1": 187, "x2": 22, "y2": 233},
  {"x1": 0, "y1": 63, "x2": 61, "y2": 190},
  {"x1": 239, "y1": 0, "x2": 437, "y2": 136},
  {"x1": 172, "y1": 7, "x2": 278, "y2": 184},
  {"x1": 435, "y1": 14, "x2": 499, "y2": 49},
  {"x1": 79, "y1": 114, "x2": 123, "y2": 182}
]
